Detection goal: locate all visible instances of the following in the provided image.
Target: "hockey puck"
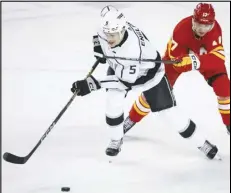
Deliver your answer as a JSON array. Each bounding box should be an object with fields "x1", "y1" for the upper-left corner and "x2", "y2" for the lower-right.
[{"x1": 61, "y1": 187, "x2": 70, "y2": 192}]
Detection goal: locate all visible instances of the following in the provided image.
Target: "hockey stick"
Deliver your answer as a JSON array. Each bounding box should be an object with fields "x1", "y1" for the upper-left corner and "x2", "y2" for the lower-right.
[
  {"x1": 102, "y1": 55, "x2": 181, "y2": 64},
  {"x1": 3, "y1": 59, "x2": 101, "y2": 164}
]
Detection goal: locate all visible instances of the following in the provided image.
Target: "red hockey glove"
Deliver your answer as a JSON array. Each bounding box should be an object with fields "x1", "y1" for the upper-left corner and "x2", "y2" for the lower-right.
[{"x1": 173, "y1": 54, "x2": 201, "y2": 73}]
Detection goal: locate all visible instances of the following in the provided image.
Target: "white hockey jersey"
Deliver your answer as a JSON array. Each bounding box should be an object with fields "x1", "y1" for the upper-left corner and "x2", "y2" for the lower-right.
[{"x1": 94, "y1": 22, "x2": 165, "y2": 91}]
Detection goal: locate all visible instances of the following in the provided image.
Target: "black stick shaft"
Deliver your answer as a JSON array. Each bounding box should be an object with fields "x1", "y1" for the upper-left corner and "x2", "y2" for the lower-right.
[
  {"x1": 3, "y1": 59, "x2": 100, "y2": 164},
  {"x1": 103, "y1": 55, "x2": 180, "y2": 64}
]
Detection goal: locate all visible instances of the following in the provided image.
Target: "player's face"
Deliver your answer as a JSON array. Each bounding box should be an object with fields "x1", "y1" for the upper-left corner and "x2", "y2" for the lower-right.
[
  {"x1": 104, "y1": 32, "x2": 121, "y2": 47},
  {"x1": 192, "y1": 20, "x2": 214, "y2": 37}
]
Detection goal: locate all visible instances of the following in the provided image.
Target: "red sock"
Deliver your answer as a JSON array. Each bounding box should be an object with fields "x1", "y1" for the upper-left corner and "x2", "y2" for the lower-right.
[
  {"x1": 212, "y1": 75, "x2": 230, "y2": 126},
  {"x1": 129, "y1": 94, "x2": 151, "y2": 122}
]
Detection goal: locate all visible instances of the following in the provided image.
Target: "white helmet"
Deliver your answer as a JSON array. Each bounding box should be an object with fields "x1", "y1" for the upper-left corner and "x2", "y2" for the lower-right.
[{"x1": 100, "y1": 5, "x2": 126, "y2": 34}]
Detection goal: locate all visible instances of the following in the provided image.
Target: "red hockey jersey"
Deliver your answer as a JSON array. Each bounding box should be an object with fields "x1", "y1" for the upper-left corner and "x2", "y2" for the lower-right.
[{"x1": 163, "y1": 16, "x2": 227, "y2": 78}]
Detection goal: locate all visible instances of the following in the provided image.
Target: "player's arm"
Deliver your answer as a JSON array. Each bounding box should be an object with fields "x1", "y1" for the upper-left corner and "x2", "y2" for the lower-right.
[
  {"x1": 174, "y1": 23, "x2": 227, "y2": 73},
  {"x1": 70, "y1": 70, "x2": 130, "y2": 97},
  {"x1": 199, "y1": 24, "x2": 226, "y2": 72},
  {"x1": 164, "y1": 30, "x2": 197, "y2": 73},
  {"x1": 165, "y1": 34, "x2": 187, "y2": 60},
  {"x1": 69, "y1": 35, "x2": 107, "y2": 96},
  {"x1": 93, "y1": 35, "x2": 107, "y2": 64}
]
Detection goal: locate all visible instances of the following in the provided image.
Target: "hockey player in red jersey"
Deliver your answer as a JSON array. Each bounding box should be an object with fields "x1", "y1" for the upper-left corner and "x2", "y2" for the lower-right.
[{"x1": 124, "y1": 3, "x2": 230, "y2": 135}]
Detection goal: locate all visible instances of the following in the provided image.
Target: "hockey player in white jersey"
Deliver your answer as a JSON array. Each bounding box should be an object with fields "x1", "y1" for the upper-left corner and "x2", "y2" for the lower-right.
[{"x1": 71, "y1": 6, "x2": 219, "y2": 159}]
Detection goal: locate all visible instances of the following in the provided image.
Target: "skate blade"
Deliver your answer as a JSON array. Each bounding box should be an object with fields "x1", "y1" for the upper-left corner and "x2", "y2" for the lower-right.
[
  {"x1": 214, "y1": 153, "x2": 222, "y2": 161},
  {"x1": 105, "y1": 154, "x2": 119, "y2": 164},
  {"x1": 105, "y1": 149, "x2": 121, "y2": 164}
]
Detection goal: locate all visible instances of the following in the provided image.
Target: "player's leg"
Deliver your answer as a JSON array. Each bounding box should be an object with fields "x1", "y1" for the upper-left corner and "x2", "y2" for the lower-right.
[
  {"x1": 207, "y1": 72, "x2": 230, "y2": 134},
  {"x1": 105, "y1": 88, "x2": 127, "y2": 156},
  {"x1": 123, "y1": 93, "x2": 151, "y2": 133},
  {"x1": 143, "y1": 75, "x2": 219, "y2": 159},
  {"x1": 104, "y1": 66, "x2": 127, "y2": 156},
  {"x1": 124, "y1": 64, "x2": 181, "y2": 133}
]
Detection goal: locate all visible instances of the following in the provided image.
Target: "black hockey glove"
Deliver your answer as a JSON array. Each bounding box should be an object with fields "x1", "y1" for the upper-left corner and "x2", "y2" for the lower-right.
[
  {"x1": 93, "y1": 35, "x2": 106, "y2": 64},
  {"x1": 71, "y1": 75, "x2": 101, "y2": 96}
]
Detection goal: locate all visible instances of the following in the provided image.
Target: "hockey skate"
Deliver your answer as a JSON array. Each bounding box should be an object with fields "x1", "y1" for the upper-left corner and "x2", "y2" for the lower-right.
[
  {"x1": 226, "y1": 125, "x2": 230, "y2": 135},
  {"x1": 105, "y1": 138, "x2": 123, "y2": 156},
  {"x1": 198, "y1": 140, "x2": 219, "y2": 160},
  {"x1": 123, "y1": 116, "x2": 136, "y2": 134}
]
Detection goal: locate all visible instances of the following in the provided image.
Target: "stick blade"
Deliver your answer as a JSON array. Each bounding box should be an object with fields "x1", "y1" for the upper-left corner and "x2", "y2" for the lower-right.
[{"x1": 3, "y1": 152, "x2": 27, "y2": 164}]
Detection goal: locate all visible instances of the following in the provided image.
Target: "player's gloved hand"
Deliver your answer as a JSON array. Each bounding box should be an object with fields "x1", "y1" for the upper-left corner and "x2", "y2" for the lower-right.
[
  {"x1": 71, "y1": 75, "x2": 101, "y2": 96},
  {"x1": 93, "y1": 35, "x2": 106, "y2": 64},
  {"x1": 173, "y1": 53, "x2": 201, "y2": 72}
]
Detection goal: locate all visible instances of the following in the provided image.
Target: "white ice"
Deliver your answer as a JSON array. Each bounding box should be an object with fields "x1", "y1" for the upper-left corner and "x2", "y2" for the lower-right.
[{"x1": 2, "y1": 2, "x2": 230, "y2": 193}]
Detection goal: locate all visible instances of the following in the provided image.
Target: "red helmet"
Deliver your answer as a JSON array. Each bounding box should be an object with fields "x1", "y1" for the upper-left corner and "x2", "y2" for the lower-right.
[{"x1": 193, "y1": 3, "x2": 215, "y2": 24}]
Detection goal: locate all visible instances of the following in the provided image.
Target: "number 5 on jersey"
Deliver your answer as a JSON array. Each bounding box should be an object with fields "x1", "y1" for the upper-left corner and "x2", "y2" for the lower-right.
[{"x1": 129, "y1": 65, "x2": 136, "y2": 74}]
